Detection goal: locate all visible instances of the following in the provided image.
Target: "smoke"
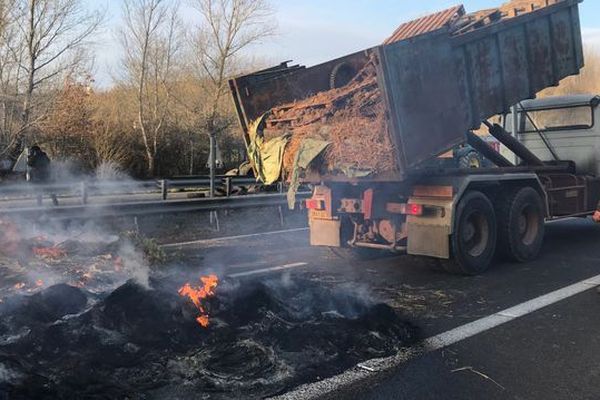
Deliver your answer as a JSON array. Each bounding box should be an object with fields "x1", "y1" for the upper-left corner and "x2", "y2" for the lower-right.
[
  {"x1": 0, "y1": 158, "x2": 166, "y2": 295},
  {"x1": 0, "y1": 215, "x2": 152, "y2": 298},
  {"x1": 95, "y1": 161, "x2": 128, "y2": 181},
  {"x1": 0, "y1": 364, "x2": 23, "y2": 384},
  {"x1": 115, "y1": 238, "x2": 150, "y2": 288}
]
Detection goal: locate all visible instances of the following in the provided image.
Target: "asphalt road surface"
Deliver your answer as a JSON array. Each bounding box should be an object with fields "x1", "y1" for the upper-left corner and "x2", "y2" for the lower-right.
[{"x1": 170, "y1": 217, "x2": 600, "y2": 400}]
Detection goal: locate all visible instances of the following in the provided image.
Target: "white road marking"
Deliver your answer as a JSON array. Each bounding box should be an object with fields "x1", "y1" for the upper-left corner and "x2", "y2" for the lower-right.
[
  {"x1": 227, "y1": 262, "x2": 308, "y2": 278},
  {"x1": 274, "y1": 273, "x2": 600, "y2": 400},
  {"x1": 424, "y1": 273, "x2": 600, "y2": 350},
  {"x1": 161, "y1": 227, "x2": 309, "y2": 248}
]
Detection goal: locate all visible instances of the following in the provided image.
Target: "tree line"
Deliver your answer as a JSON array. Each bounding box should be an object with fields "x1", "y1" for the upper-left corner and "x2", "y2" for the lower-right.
[{"x1": 0, "y1": 0, "x2": 275, "y2": 179}]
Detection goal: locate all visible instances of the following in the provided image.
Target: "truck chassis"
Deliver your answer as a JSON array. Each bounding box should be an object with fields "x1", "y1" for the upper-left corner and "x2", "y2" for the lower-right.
[{"x1": 307, "y1": 122, "x2": 600, "y2": 274}]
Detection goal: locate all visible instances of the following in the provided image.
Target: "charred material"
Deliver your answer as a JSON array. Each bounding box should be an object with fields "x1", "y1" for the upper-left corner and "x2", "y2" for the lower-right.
[{"x1": 0, "y1": 278, "x2": 419, "y2": 399}]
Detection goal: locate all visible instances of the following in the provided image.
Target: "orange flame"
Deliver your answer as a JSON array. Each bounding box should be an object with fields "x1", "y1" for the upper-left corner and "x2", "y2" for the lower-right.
[{"x1": 178, "y1": 275, "x2": 218, "y2": 328}]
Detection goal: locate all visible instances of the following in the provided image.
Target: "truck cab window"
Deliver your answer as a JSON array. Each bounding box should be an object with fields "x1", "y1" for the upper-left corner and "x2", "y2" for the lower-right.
[{"x1": 520, "y1": 105, "x2": 593, "y2": 133}]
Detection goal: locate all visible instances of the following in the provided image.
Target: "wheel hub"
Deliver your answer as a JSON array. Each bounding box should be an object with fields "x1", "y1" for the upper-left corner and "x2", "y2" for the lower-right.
[
  {"x1": 519, "y1": 205, "x2": 539, "y2": 246},
  {"x1": 461, "y1": 212, "x2": 489, "y2": 257}
]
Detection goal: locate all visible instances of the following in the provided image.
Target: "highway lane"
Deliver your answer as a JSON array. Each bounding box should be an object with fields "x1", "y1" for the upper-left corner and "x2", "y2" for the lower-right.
[
  {"x1": 337, "y1": 289, "x2": 600, "y2": 400},
  {"x1": 172, "y1": 217, "x2": 600, "y2": 399}
]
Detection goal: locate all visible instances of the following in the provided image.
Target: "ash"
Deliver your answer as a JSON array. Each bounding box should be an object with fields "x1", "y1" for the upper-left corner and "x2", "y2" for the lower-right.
[{"x1": 0, "y1": 275, "x2": 419, "y2": 399}]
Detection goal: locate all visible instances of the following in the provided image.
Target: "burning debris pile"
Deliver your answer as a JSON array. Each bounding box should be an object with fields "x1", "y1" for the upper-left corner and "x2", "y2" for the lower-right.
[
  {"x1": 0, "y1": 219, "x2": 418, "y2": 398},
  {"x1": 178, "y1": 274, "x2": 219, "y2": 327},
  {"x1": 0, "y1": 218, "x2": 153, "y2": 301},
  {"x1": 0, "y1": 276, "x2": 419, "y2": 399}
]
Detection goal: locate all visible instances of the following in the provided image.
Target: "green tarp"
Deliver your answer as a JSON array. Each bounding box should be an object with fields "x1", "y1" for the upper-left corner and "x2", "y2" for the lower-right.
[
  {"x1": 246, "y1": 114, "x2": 290, "y2": 185},
  {"x1": 287, "y1": 138, "x2": 330, "y2": 209},
  {"x1": 246, "y1": 115, "x2": 331, "y2": 209}
]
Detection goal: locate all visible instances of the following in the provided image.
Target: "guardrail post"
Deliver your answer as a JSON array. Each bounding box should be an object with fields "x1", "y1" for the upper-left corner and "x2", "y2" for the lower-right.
[
  {"x1": 161, "y1": 180, "x2": 169, "y2": 200},
  {"x1": 278, "y1": 206, "x2": 285, "y2": 227},
  {"x1": 209, "y1": 210, "x2": 220, "y2": 231},
  {"x1": 225, "y1": 177, "x2": 232, "y2": 197},
  {"x1": 80, "y1": 182, "x2": 88, "y2": 205}
]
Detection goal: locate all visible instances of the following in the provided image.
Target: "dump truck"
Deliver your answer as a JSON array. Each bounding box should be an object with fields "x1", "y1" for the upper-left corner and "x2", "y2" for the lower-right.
[{"x1": 229, "y1": 0, "x2": 591, "y2": 274}]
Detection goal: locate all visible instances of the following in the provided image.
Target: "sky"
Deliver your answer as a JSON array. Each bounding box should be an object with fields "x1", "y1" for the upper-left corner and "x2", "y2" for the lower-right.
[{"x1": 90, "y1": 0, "x2": 600, "y2": 87}]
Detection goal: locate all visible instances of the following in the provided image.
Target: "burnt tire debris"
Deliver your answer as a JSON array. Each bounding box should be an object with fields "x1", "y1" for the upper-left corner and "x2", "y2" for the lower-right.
[{"x1": 0, "y1": 277, "x2": 419, "y2": 399}]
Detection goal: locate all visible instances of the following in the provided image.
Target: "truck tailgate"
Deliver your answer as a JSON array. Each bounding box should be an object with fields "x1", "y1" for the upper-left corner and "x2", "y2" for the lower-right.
[{"x1": 378, "y1": 0, "x2": 584, "y2": 176}]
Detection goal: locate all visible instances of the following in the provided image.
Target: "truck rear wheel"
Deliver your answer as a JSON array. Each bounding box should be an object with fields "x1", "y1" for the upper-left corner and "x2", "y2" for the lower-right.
[
  {"x1": 444, "y1": 191, "x2": 497, "y2": 275},
  {"x1": 497, "y1": 186, "x2": 545, "y2": 262}
]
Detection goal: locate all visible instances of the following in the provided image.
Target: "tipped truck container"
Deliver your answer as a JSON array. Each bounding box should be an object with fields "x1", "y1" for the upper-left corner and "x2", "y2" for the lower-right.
[{"x1": 230, "y1": 0, "x2": 594, "y2": 274}]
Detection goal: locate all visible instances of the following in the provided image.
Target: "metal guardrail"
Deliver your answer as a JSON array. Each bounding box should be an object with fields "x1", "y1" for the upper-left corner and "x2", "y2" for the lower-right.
[
  {"x1": 159, "y1": 177, "x2": 283, "y2": 200},
  {"x1": 0, "y1": 192, "x2": 310, "y2": 220},
  {"x1": 0, "y1": 176, "x2": 282, "y2": 204}
]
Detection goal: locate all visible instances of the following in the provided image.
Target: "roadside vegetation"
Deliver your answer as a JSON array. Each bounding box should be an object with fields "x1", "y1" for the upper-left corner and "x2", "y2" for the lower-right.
[
  {"x1": 540, "y1": 48, "x2": 600, "y2": 96},
  {"x1": 0, "y1": 0, "x2": 274, "y2": 179}
]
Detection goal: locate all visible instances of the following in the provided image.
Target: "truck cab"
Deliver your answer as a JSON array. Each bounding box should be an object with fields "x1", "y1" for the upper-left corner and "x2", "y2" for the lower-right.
[{"x1": 502, "y1": 95, "x2": 600, "y2": 174}]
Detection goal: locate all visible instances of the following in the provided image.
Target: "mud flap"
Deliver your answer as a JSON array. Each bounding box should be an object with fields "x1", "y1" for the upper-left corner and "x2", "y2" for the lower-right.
[
  {"x1": 309, "y1": 218, "x2": 341, "y2": 247},
  {"x1": 407, "y1": 224, "x2": 450, "y2": 259},
  {"x1": 406, "y1": 197, "x2": 453, "y2": 259}
]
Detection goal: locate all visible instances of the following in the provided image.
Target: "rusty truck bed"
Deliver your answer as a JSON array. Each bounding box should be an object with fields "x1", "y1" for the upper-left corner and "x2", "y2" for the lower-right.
[{"x1": 229, "y1": 0, "x2": 584, "y2": 182}]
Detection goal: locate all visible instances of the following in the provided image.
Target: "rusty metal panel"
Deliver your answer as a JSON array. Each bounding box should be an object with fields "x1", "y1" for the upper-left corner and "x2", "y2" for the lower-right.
[
  {"x1": 453, "y1": 0, "x2": 584, "y2": 125},
  {"x1": 379, "y1": 0, "x2": 584, "y2": 175},
  {"x1": 497, "y1": 26, "x2": 530, "y2": 112},
  {"x1": 464, "y1": 35, "x2": 505, "y2": 126},
  {"x1": 229, "y1": 51, "x2": 371, "y2": 132},
  {"x1": 378, "y1": 33, "x2": 471, "y2": 174},
  {"x1": 384, "y1": 5, "x2": 465, "y2": 44},
  {"x1": 527, "y1": 16, "x2": 555, "y2": 94}
]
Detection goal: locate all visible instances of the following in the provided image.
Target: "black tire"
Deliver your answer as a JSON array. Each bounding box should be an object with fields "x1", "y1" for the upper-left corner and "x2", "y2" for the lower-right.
[
  {"x1": 458, "y1": 151, "x2": 482, "y2": 169},
  {"x1": 497, "y1": 186, "x2": 545, "y2": 262},
  {"x1": 329, "y1": 63, "x2": 356, "y2": 89},
  {"x1": 443, "y1": 191, "x2": 497, "y2": 275}
]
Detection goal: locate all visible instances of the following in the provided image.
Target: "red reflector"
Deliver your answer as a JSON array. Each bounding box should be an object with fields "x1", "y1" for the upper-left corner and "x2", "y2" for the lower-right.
[
  {"x1": 306, "y1": 199, "x2": 323, "y2": 210},
  {"x1": 407, "y1": 203, "x2": 423, "y2": 216}
]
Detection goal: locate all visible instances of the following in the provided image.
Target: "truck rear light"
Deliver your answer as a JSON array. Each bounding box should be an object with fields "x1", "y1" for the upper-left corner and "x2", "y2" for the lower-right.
[
  {"x1": 406, "y1": 203, "x2": 424, "y2": 216},
  {"x1": 306, "y1": 199, "x2": 325, "y2": 210}
]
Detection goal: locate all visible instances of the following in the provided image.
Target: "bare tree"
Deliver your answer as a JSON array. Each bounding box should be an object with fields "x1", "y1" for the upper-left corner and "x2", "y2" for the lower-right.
[
  {"x1": 0, "y1": 0, "x2": 25, "y2": 158},
  {"x1": 9, "y1": 0, "x2": 104, "y2": 154},
  {"x1": 121, "y1": 0, "x2": 182, "y2": 175},
  {"x1": 0, "y1": 0, "x2": 102, "y2": 160},
  {"x1": 190, "y1": 0, "x2": 275, "y2": 192},
  {"x1": 191, "y1": 0, "x2": 275, "y2": 130},
  {"x1": 0, "y1": 0, "x2": 6, "y2": 32}
]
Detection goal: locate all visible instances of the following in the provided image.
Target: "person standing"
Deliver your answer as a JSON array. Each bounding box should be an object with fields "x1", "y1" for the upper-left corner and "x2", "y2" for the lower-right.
[{"x1": 26, "y1": 145, "x2": 58, "y2": 206}]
